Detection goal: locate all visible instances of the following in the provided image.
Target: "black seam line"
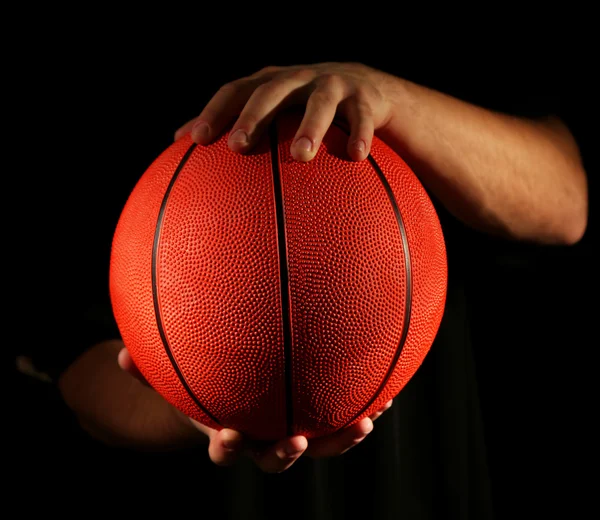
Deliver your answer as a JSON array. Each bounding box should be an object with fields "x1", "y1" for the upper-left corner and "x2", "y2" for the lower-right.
[
  {"x1": 332, "y1": 121, "x2": 413, "y2": 428},
  {"x1": 269, "y1": 121, "x2": 294, "y2": 437},
  {"x1": 152, "y1": 142, "x2": 221, "y2": 426}
]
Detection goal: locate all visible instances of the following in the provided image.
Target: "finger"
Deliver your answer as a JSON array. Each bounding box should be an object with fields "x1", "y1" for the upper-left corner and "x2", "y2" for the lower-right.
[
  {"x1": 207, "y1": 428, "x2": 244, "y2": 467},
  {"x1": 174, "y1": 77, "x2": 261, "y2": 145},
  {"x1": 369, "y1": 399, "x2": 393, "y2": 422},
  {"x1": 250, "y1": 435, "x2": 308, "y2": 473},
  {"x1": 304, "y1": 417, "x2": 373, "y2": 458},
  {"x1": 173, "y1": 118, "x2": 198, "y2": 142},
  {"x1": 227, "y1": 69, "x2": 315, "y2": 154},
  {"x1": 290, "y1": 75, "x2": 348, "y2": 162},
  {"x1": 340, "y1": 94, "x2": 375, "y2": 161},
  {"x1": 117, "y1": 347, "x2": 149, "y2": 386}
]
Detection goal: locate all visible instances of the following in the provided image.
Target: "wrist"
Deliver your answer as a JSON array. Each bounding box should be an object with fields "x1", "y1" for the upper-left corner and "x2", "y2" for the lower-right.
[{"x1": 377, "y1": 74, "x2": 421, "y2": 156}]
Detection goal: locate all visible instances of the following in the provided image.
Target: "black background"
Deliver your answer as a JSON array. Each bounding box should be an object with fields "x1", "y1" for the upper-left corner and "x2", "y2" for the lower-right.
[{"x1": 9, "y1": 17, "x2": 596, "y2": 518}]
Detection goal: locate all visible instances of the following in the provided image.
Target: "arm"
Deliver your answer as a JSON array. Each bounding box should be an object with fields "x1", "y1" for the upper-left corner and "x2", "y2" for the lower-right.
[
  {"x1": 57, "y1": 339, "x2": 207, "y2": 450},
  {"x1": 378, "y1": 77, "x2": 587, "y2": 244},
  {"x1": 176, "y1": 62, "x2": 587, "y2": 245}
]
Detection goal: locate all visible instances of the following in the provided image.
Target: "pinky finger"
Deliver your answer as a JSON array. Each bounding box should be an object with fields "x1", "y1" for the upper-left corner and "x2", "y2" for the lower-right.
[
  {"x1": 175, "y1": 78, "x2": 259, "y2": 145},
  {"x1": 304, "y1": 417, "x2": 373, "y2": 458},
  {"x1": 369, "y1": 399, "x2": 393, "y2": 422}
]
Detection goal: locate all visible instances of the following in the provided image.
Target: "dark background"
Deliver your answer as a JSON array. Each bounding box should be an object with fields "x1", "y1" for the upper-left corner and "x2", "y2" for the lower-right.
[{"x1": 9, "y1": 20, "x2": 596, "y2": 518}]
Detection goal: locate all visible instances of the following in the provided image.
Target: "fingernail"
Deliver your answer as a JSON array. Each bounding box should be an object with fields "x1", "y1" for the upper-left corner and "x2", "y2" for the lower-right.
[
  {"x1": 276, "y1": 442, "x2": 306, "y2": 459},
  {"x1": 192, "y1": 121, "x2": 210, "y2": 142},
  {"x1": 286, "y1": 444, "x2": 305, "y2": 455},
  {"x1": 384, "y1": 399, "x2": 393, "y2": 409},
  {"x1": 229, "y1": 129, "x2": 248, "y2": 145},
  {"x1": 294, "y1": 137, "x2": 313, "y2": 152},
  {"x1": 277, "y1": 446, "x2": 303, "y2": 459},
  {"x1": 354, "y1": 139, "x2": 365, "y2": 153},
  {"x1": 360, "y1": 420, "x2": 374, "y2": 436}
]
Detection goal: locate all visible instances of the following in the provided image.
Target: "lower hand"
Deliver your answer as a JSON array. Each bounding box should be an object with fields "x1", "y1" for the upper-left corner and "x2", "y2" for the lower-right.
[{"x1": 118, "y1": 347, "x2": 393, "y2": 473}]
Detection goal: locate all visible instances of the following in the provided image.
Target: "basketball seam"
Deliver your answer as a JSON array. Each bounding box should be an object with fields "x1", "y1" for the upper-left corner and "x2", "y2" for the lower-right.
[
  {"x1": 269, "y1": 121, "x2": 295, "y2": 437},
  {"x1": 152, "y1": 142, "x2": 221, "y2": 426},
  {"x1": 333, "y1": 122, "x2": 413, "y2": 428},
  {"x1": 150, "y1": 128, "x2": 412, "y2": 434}
]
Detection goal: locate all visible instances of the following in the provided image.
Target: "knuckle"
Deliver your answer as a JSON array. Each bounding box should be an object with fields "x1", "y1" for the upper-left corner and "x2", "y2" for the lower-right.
[
  {"x1": 286, "y1": 68, "x2": 316, "y2": 83},
  {"x1": 356, "y1": 100, "x2": 374, "y2": 119},
  {"x1": 252, "y1": 81, "x2": 277, "y2": 98},
  {"x1": 217, "y1": 80, "x2": 244, "y2": 96},
  {"x1": 353, "y1": 91, "x2": 375, "y2": 115},
  {"x1": 309, "y1": 88, "x2": 338, "y2": 107},
  {"x1": 318, "y1": 72, "x2": 343, "y2": 91},
  {"x1": 258, "y1": 65, "x2": 280, "y2": 75}
]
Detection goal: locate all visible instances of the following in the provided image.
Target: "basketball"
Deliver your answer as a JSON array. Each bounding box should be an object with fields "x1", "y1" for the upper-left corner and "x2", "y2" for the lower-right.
[{"x1": 109, "y1": 110, "x2": 447, "y2": 441}]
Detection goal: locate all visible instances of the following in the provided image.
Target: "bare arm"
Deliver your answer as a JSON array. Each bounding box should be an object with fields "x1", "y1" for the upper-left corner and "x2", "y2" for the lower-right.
[
  {"x1": 378, "y1": 76, "x2": 588, "y2": 244},
  {"x1": 57, "y1": 339, "x2": 206, "y2": 450}
]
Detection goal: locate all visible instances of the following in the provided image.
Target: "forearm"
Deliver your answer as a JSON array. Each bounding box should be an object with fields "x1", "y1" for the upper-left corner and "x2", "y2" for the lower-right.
[
  {"x1": 58, "y1": 340, "x2": 206, "y2": 450},
  {"x1": 378, "y1": 75, "x2": 588, "y2": 244}
]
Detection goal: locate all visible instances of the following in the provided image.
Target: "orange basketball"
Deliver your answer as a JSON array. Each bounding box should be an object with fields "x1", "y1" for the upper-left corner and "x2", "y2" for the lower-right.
[{"x1": 109, "y1": 110, "x2": 447, "y2": 441}]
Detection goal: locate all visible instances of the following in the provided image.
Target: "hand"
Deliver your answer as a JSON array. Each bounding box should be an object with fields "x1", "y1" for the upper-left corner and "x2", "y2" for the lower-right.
[
  {"x1": 118, "y1": 347, "x2": 393, "y2": 473},
  {"x1": 174, "y1": 62, "x2": 399, "y2": 163}
]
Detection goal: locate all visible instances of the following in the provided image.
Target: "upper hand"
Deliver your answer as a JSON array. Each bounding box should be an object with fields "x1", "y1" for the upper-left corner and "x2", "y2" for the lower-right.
[
  {"x1": 118, "y1": 347, "x2": 392, "y2": 473},
  {"x1": 174, "y1": 62, "x2": 398, "y2": 163}
]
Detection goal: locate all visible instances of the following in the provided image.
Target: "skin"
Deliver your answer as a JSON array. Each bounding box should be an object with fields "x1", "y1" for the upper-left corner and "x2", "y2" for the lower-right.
[
  {"x1": 59, "y1": 340, "x2": 390, "y2": 473},
  {"x1": 175, "y1": 62, "x2": 587, "y2": 244},
  {"x1": 59, "y1": 61, "x2": 588, "y2": 474}
]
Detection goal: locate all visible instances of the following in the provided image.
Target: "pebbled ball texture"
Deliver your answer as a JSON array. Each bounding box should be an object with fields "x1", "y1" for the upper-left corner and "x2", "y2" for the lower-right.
[{"x1": 109, "y1": 110, "x2": 447, "y2": 441}]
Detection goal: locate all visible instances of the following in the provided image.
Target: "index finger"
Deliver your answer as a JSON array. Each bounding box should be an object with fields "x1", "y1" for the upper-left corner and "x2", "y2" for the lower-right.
[
  {"x1": 175, "y1": 66, "x2": 285, "y2": 145},
  {"x1": 174, "y1": 76, "x2": 261, "y2": 144}
]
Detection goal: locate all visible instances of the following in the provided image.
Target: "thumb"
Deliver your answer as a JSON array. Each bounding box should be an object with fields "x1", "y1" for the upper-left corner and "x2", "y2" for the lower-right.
[{"x1": 117, "y1": 347, "x2": 150, "y2": 386}]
